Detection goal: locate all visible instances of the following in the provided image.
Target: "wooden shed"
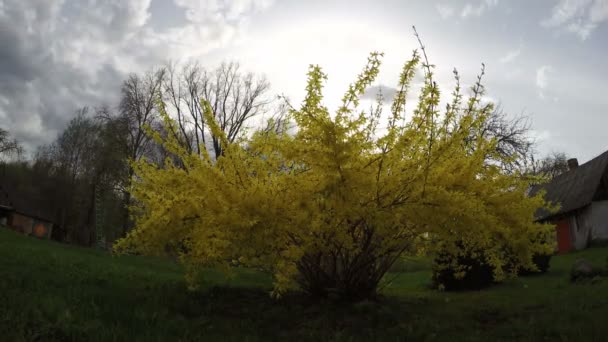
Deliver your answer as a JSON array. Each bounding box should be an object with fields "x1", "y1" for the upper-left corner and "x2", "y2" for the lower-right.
[
  {"x1": 529, "y1": 151, "x2": 608, "y2": 253},
  {"x1": 0, "y1": 186, "x2": 55, "y2": 239}
]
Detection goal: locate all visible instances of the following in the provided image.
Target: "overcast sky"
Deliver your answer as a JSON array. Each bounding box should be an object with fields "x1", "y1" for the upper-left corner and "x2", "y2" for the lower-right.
[{"x1": 1, "y1": 0, "x2": 607, "y2": 162}]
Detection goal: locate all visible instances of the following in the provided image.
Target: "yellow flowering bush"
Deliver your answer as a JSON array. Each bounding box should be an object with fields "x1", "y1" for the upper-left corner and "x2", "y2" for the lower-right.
[{"x1": 115, "y1": 47, "x2": 554, "y2": 300}]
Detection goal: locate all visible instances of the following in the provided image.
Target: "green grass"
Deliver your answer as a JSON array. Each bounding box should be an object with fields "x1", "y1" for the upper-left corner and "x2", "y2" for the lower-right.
[{"x1": 1, "y1": 227, "x2": 607, "y2": 341}]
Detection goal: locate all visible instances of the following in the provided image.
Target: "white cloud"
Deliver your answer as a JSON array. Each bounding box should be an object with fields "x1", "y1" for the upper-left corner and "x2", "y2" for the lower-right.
[
  {"x1": 0, "y1": 0, "x2": 274, "y2": 153},
  {"x1": 461, "y1": 3, "x2": 484, "y2": 17},
  {"x1": 542, "y1": 0, "x2": 608, "y2": 40},
  {"x1": 435, "y1": 4, "x2": 454, "y2": 19},
  {"x1": 536, "y1": 65, "x2": 552, "y2": 99},
  {"x1": 590, "y1": 0, "x2": 608, "y2": 20},
  {"x1": 158, "y1": 0, "x2": 275, "y2": 59},
  {"x1": 499, "y1": 45, "x2": 522, "y2": 64},
  {"x1": 530, "y1": 129, "x2": 552, "y2": 143},
  {"x1": 461, "y1": 0, "x2": 498, "y2": 18},
  {"x1": 173, "y1": 0, "x2": 272, "y2": 23}
]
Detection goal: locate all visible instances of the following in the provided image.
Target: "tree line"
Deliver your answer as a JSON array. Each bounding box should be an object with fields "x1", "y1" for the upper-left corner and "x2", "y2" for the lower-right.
[
  {"x1": 0, "y1": 61, "x2": 272, "y2": 247},
  {"x1": 0, "y1": 59, "x2": 568, "y2": 249}
]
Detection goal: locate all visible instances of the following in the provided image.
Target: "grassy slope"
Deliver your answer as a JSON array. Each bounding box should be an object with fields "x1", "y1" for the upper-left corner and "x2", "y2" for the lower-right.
[{"x1": 1, "y1": 227, "x2": 607, "y2": 341}]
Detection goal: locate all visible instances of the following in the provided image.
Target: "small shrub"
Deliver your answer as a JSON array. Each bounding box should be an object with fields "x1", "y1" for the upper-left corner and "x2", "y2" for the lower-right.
[
  {"x1": 511, "y1": 231, "x2": 554, "y2": 276},
  {"x1": 518, "y1": 253, "x2": 552, "y2": 276},
  {"x1": 431, "y1": 246, "x2": 496, "y2": 291},
  {"x1": 432, "y1": 236, "x2": 552, "y2": 290},
  {"x1": 570, "y1": 258, "x2": 605, "y2": 282}
]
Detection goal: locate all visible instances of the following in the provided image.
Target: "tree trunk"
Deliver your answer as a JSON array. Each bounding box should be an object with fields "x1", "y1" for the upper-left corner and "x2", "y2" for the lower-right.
[
  {"x1": 83, "y1": 182, "x2": 97, "y2": 247},
  {"x1": 121, "y1": 190, "x2": 131, "y2": 238}
]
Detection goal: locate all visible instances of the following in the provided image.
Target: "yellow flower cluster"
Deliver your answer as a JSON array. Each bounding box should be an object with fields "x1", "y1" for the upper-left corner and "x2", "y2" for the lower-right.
[{"x1": 115, "y1": 50, "x2": 555, "y2": 298}]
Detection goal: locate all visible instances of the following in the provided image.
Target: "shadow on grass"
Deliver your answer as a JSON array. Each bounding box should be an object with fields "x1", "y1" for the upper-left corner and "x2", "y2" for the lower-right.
[
  {"x1": 2, "y1": 228, "x2": 608, "y2": 341},
  {"x1": 166, "y1": 284, "x2": 410, "y2": 339}
]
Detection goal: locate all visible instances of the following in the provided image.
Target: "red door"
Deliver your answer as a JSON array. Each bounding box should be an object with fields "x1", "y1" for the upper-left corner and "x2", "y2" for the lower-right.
[{"x1": 556, "y1": 219, "x2": 572, "y2": 253}]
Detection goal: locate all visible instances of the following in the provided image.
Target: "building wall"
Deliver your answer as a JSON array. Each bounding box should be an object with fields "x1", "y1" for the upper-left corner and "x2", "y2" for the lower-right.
[
  {"x1": 555, "y1": 218, "x2": 573, "y2": 253},
  {"x1": 572, "y1": 206, "x2": 593, "y2": 250},
  {"x1": 591, "y1": 201, "x2": 608, "y2": 241},
  {"x1": 5, "y1": 212, "x2": 53, "y2": 239},
  {"x1": 10, "y1": 213, "x2": 34, "y2": 235}
]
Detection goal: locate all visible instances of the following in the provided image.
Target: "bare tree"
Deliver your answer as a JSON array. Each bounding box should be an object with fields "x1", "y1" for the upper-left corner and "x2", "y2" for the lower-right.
[
  {"x1": 0, "y1": 128, "x2": 22, "y2": 159},
  {"x1": 116, "y1": 67, "x2": 165, "y2": 236},
  {"x1": 260, "y1": 96, "x2": 293, "y2": 135},
  {"x1": 119, "y1": 68, "x2": 166, "y2": 162},
  {"x1": 478, "y1": 105, "x2": 534, "y2": 173},
  {"x1": 162, "y1": 61, "x2": 271, "y2": 158},
  {"x1": 527, "y1": 151, "x2": 570, "y2": 180},
  {"x1": 469, "y1": 105, "x2": 572, "y2": 181}
]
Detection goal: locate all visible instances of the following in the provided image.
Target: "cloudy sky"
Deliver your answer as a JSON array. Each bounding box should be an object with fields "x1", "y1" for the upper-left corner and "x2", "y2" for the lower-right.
[{"x1": 1, "y1": 0, "x2": 607, "y2": 162}]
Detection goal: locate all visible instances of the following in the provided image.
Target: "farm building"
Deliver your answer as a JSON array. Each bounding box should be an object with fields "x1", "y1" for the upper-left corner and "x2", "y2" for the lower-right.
[
  {"x1": 0, "y1": 185, "x2": 55, "y2": 239},
  {"x1": 529, "y1": 151, "x2": 608, "y2": 253}
]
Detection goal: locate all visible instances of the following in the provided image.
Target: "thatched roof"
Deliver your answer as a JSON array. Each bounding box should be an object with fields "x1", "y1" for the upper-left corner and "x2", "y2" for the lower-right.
[{"x1": 529, "y1": 150, "x2": 608, "y2": 220}]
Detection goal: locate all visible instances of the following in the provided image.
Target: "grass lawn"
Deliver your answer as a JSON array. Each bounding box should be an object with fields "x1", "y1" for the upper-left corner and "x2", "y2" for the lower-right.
[{"x1": 1, "y1": 227, "x2": 607, "y2": 341}]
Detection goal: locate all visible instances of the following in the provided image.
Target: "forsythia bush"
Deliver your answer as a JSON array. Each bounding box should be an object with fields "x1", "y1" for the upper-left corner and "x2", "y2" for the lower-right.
[{"x1": 115, "y1": 48, "x2": 555, "y2": 300}]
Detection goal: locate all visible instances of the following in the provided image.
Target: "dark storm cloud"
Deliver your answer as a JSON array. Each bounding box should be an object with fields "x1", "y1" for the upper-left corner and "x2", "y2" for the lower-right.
[
  {"x1": 0, "y1": 0, "x2": 272, "y2": 155},
  {"x1": 0, "y1": 0, "x2": 157, "y2": 154},
  {"x1": 0, "y1": 22, "x2": 37, "y2": 85}
]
